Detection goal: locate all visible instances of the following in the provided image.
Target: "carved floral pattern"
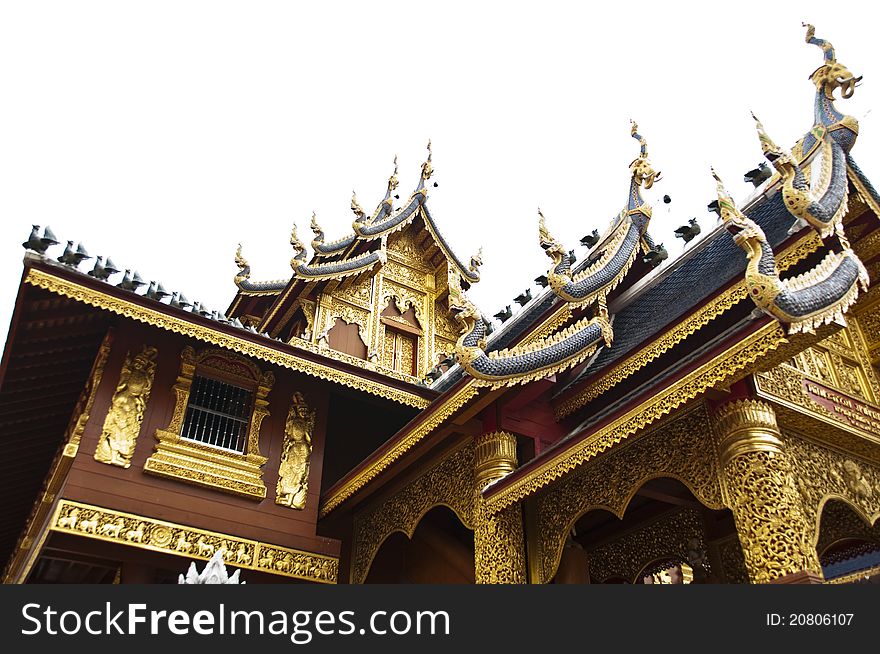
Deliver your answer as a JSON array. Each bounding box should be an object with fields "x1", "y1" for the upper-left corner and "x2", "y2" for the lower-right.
[
  {"x1": 351, "y1": 443, "x2": 476, "y2": 584},
  {"x1": 587, "y1": 508, "x2": 705, "y2": 583},
  {"x1": 534, "y1": 405, "x2": 724, "y2": 584}
]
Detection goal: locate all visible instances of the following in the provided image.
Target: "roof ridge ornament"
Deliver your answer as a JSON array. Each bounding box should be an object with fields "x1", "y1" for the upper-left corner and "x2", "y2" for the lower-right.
[
  {"x1": 289, "y1": 222, "x2": 308, "y2": 270},
  {"x1": 801, "y1": 23, "x2": 860, "y2": 150},
  {"x1": 310, "y1": 211, "x2": 326, "y2": 250},
  {"x1": 234, "y1": 244, "x2": 251, "y2": 287},
  {"x1": 421, "y1": 140, "x2": 433, "y2": 181},
  {"x1": 629, "y1": 120, "x2": 661, "y2": 189},
  {"x1": 751, "y1": 111, "x2": 849, "y2": 239},
  {"x1": 715, "y1": 166, "x2": 867, "y2": 334},
  {"x1": 350, "y1": 191, "x2": 367, "y2": 222}
]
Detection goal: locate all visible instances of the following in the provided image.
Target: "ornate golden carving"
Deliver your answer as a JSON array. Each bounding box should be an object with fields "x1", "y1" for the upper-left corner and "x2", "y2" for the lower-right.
[
  {"x1": 320, "y1": 381, "x2": 480, "y2": 517},
  {"x1": 587, "y1": 508, "x2": 705, "y2": 583},
  {"x1": 326, "y1": 298, "x2": 371, "y2": 347},
  {"x1": 713, "y1": 399, "x2": 784, "y2": 468},
  {"x1": 714, "y1": 167, "x2": 868, "y2": 332},
  {"x1": 474, "y1": 431, "x2": 517, "y2": 487},
  {"x1": 143, "y1": 346, "x2": 273, "y2": 499},
  {"x1": 351, "y1": 443, "x2": 476, "y2": 584},
  {"x1": 714, "y1": 534, "x2": 750, "y2": 584},
  {"x1": 474, "y1": 502, "x2": 525, "y2": 584},
  {"x1": 94, "y1": 345, "x2": 158, "y2": 468},
  {"x1": 24, "y1": 268, "x2": 429, "y2": 409},
  {"x1": 276, "y1": 392, "x2": 315, "y2": 510},
  {"x1": 50, "y1": 500, "x2": 338, "y2": 583},
  {"x1": 532, "y1": 404, "x2": 724, "y2": 583},
  {"x1": 783, "y1": 430, "x2": 880, "y2": 552},
  {"x1": 490, "y1": 322, "x2": 788, "y2": 513},
  {"x1": 333, "y1": 277, "x2": 373, "y2": 309},
  {"x1": 557, "y1": 233, "x2": 822, "y2": 418},
  {"x1": 755, "y1": 359, "x2": 880, "y2": 442},
  {"x1": 713, "y1": 400, "x2": 823, "y2": 583},
  {"x1": 473, "y1": 431, "x2": 525, "y2": 584}
]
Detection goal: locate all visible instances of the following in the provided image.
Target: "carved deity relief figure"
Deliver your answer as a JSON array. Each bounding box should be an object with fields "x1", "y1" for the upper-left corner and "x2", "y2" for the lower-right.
[
  {"x1": 276, "y1": 392, "x2": 315, "y2": 510},
  {"x1": 94, "y1": 346, "x2": 158, "y2": 468}
]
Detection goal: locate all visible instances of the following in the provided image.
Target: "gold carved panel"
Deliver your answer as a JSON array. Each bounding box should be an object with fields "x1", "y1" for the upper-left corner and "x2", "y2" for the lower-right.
[
  {"x1": 587, "y1": 508, "x2": 705, "y2": 583},
  {"x1": 351, "y1": 442, "x2": 475, "y2": 584},
  {"x1": 51, "y1": 500, "x2": 337, "y2": 583},
  {"x1": 532, "y1": 404, "x2": 724, "y2": 584},
  {"x1": 144, "y1": 346, "x2": 274, "y2": 499},
  {"x1": 784, "y1": 431, "x2": 880, "y2": 550},
  {"x1": 94, "y1": 345, "x2": 158, "y2": 468},
  {"x1": 276, "y1": 392, "x2": 315, "y2": 510}
]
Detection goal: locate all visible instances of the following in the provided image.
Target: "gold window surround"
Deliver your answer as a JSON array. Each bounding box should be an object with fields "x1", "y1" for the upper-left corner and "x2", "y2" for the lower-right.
[{"x1": 144, "y1": 346, "x2": 274, "y2": 499}]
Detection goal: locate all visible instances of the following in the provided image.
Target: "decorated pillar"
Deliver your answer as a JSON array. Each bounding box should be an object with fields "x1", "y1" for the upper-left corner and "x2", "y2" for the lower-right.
[
  {"x1": 473, "y1": 432, "x2": 526, "y2": 584},
  {"x1": 713, "y1": 399, "x2": 823, "y2": 583}
]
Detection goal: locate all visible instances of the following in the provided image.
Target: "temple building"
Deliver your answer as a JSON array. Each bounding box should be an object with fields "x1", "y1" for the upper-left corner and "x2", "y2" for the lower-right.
[{"x1": 2, "y1": 25, "x2": 880, "y2": 585}]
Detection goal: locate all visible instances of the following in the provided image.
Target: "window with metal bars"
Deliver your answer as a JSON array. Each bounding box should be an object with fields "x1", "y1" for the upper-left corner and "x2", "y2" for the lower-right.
[{"x1": 180, "y1": 375, "x2": 254, "y2": 453}]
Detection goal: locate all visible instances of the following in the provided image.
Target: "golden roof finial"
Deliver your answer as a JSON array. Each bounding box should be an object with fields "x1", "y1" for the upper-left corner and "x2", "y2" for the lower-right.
[
  {"x1": 290, "y1": 221, "x2": 305, "y2": 253},
  {"x1": 470, "y1": 246, "x2": 484, "y2": 272},
  {"x1": 309, "y1": 211, "x2": 320, "y2": 232},
  {"x1": 234, "y1": 243, "x2": 248, "y2": 270},
  {"x1": 751, "y1": 111, "x2": 782, "y2": 159},
  {"x1": 351, "y1": 190, "x2": 366, "y2": 220},
  {"x1": 421, "y1": 140, "x2": 434, "y2": 181},
  {"x1": 537, "y1": 207, "x2": 553, "y2": 244},
  {"x1": 388, "y1": 155, "x2": 399, "y2": 192},
  {"x1": 711, "y1": 167, "x2": 740, "y2": 223}
]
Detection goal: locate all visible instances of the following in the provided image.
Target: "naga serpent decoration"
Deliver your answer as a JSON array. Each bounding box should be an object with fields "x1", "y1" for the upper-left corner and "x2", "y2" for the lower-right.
[
  {"x1": 539, "y1": 121, "x2": 658, "y2": 305},
  {"x1": 714, "y1": 168, "x2": 868, "y2": 334},
  {"x1": 450, "y1": 279, "x2": 613, "y2": 388},
  {"x1": 750, "y1": 25, "x2": 861, "y2": 239}
]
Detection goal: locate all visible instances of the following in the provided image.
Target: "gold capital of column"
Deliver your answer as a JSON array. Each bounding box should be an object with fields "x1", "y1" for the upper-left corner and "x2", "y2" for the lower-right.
[
  {"x1": 473, "y1": 431, "x2": 525, "y2": 584},
  {"x1": 713, "y1": 399, "x2": 783, "y2": 468},
  {"x1": 474, "y1": 431, "x2": 518, "y2": 489}
]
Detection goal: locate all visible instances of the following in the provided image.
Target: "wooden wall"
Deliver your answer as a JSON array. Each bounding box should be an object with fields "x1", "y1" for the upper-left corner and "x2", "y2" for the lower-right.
[{"x1": 63, "y1": 319, "x2": 340, "y2": 558}]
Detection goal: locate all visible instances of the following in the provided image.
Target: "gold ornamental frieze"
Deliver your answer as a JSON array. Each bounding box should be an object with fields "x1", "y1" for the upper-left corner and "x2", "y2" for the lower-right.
[
  {"x1": 532, "y1": 404, "x2": 724, "y2": 584},
  {"x1": 50, "y1": 500, "x2": 338, "y2": 583}
]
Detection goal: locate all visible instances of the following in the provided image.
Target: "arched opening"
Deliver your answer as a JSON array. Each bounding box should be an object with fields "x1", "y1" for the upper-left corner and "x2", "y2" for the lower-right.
[
  {"x1": 550, "y1": 477, "x2": 744, "y2": 584},
  {"x1": 816, "y1": 499, "x2": 880, "y2": 583},
  {"x1": 327, "y1": 319, "x2": 368, "y2": 360},
  {"x1": 364, "y1": 505, "x2": 474, "y2": 583}
]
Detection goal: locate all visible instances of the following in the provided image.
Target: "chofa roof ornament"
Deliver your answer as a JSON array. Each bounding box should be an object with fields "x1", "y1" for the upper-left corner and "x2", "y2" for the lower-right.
[{"x1": 714, "y1": 167, "x2": 867, "y2": 334}]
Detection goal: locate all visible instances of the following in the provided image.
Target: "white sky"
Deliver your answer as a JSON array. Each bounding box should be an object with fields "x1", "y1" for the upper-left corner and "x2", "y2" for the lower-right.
[{"x1": 1, "y1": 2, "x2": 877, "y2": 349}]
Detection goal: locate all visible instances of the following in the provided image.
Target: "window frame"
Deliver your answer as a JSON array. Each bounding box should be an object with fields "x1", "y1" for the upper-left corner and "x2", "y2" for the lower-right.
[{"x1": 144, "y1": 346, "x2": 274, "y2": 499}]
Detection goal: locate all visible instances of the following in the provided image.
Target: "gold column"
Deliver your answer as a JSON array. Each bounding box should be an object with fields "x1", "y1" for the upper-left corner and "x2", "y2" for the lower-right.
[
  {"x1": 473, "y1": 432, "x2": 526, "y2": 584},
  {"x1": 713, "y1": 399, "x2": 823, "y2": 584}
]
